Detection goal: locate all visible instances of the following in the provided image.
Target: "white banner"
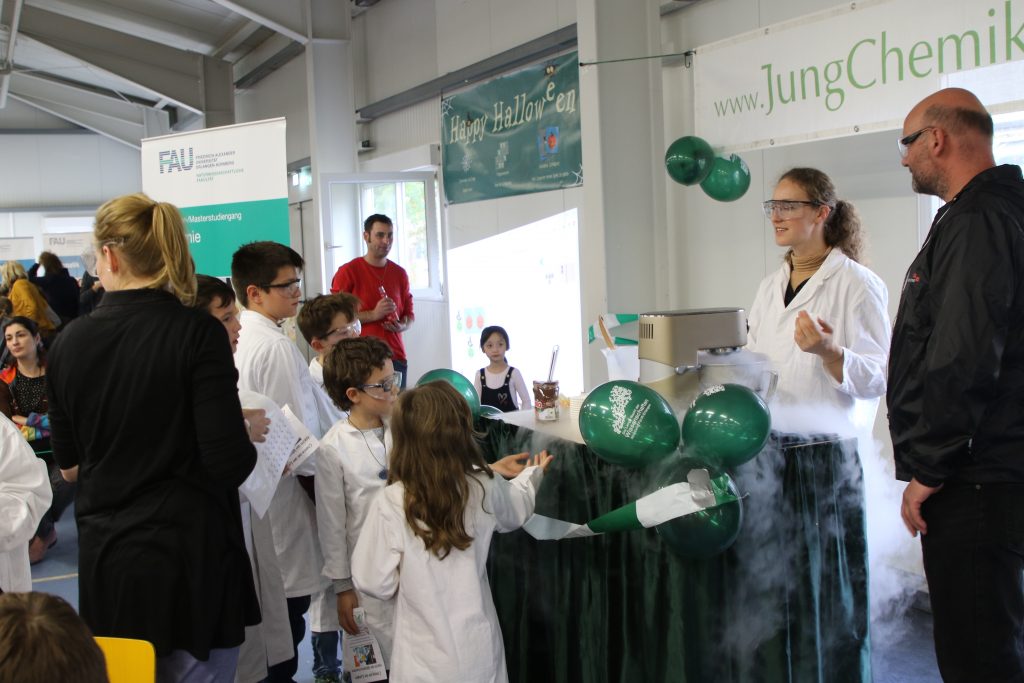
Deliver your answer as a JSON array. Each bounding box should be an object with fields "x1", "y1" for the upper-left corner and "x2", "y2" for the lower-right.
[
  {"x1": 693, "y1": 0, "x2": 1024, "y2": 151},
  {"x1": 141, "y1": 118, "x2": 289, "y2": 277},
  {"x1": 41, "y1": 232, "x2": 92, "y2": 279},
  {"x1": 0, "y1": 238, "x2": 36, "y2": 271}
]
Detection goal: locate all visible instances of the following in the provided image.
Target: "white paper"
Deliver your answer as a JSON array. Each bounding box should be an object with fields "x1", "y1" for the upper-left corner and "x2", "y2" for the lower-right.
[
  {"x1": 341, "y1": 607, "x2": 388, "y2": 682},
  {"x1": 281, "y1": 404, "x2": 319, "y2": 475},
  {"x1": 237, "y1": 399, "x2": 294, "y2": 519}
]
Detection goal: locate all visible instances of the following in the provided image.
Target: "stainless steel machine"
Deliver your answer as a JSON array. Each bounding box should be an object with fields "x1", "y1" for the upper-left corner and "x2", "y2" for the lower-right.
[{"x1": 638, "y1": 308, "x2": 770, "y2": 411}]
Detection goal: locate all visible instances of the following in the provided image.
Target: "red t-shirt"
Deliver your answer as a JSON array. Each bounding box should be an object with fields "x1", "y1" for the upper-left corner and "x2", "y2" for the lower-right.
[{"x1": 330, "y1": 257, "x2": 414, "y2": 361}]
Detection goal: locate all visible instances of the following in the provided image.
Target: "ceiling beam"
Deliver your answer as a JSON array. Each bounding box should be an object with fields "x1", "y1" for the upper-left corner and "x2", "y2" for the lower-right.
[
  {"x1": 212, "y1": 18, "x2": 263, "y2": 59},
  {"x1": 209, "y1": 0, "x2": 308, "y2": 45},
  {"x1": 17, "y1": 5, "x2": 231, "y2": 114},
  {"x1": 9, "y1": 71, "x2": 170, "y2": 149}
]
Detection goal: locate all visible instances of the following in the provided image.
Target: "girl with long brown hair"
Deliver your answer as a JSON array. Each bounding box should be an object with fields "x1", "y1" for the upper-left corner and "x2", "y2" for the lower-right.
[{"x1": 351, "y1": 380, "x2": 552, "y2": 682}]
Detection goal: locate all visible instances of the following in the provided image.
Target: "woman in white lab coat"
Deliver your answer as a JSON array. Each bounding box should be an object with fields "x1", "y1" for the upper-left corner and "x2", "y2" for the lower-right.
[
  {"x1": 0, "y1": 414, "x2": 53, "y2": 593},
  {"x1": 748, "y1": 168, "x2": 890, "y2": 432},
  {"x1": 351, "y1": 381, "x2": 551, "y2": 683}
]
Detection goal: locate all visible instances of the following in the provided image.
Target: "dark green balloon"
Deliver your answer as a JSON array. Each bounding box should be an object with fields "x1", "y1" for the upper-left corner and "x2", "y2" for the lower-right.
[
  {"x1": 579, "y1": 380, "x2": 680, "y2": 468},
  {"x1": 681, "y1": 383, "x2": 770, "y2": 468},
  {"x1": 665, "y1": 136, "x2": 715, "y2": 186},
  {"x1": 478, "y1": 404, "x2": 504, "y2": 418},
  {"x1": 654, "y1": 454, "x2": 743, "y2": 559},
  {"x1": 416, "y1": 369, "x2": 481, "y2": 417},
  {"x1": 699, "y1": 154, "x2": 751, "y2": 202}
]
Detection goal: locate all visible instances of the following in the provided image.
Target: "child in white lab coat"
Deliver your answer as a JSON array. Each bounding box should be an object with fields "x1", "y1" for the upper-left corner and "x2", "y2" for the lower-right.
[
  {"x1": 351, "y1": 381, "x2": 552, "y2": 683},
  {"x1": 299, "y1": 293, "x2": 365, "y2": 681},
  {"x1": 316, "y1": 336, "x2": 400, "y2": 669}
]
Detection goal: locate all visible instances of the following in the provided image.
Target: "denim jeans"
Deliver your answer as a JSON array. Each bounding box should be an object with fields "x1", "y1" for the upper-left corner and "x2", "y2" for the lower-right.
[
  {"x1": 921, "y1": 481, "x2": 1024, "y2": 682},
  {"x1": 311, "y1": 630, "x2": 340, "y2": 680}
]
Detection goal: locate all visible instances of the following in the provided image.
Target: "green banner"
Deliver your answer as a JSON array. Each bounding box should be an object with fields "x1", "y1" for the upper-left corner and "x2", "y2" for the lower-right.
[
  {"x1": 441, "y1": 51, "x2": 582, "y2": 204},
  {"x1": 178, "y1": 198, "x2": 290, "y2": 277}
]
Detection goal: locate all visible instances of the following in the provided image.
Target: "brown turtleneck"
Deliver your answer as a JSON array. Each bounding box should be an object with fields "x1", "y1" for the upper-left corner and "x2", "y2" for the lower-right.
[{"x1": 789, "y1": 248, "x2": 831, "y2": 289}]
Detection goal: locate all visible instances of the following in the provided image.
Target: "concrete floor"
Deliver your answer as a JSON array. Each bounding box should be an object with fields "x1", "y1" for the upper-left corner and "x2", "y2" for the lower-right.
[{"x1": 32, "y1": 505, "x2": 941, "y2": 682}]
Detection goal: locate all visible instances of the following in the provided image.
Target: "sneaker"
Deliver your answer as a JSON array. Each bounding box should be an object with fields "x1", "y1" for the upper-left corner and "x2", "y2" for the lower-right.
[{"x1": 29, "y1": 529, "x2": 57, "y2": 565}]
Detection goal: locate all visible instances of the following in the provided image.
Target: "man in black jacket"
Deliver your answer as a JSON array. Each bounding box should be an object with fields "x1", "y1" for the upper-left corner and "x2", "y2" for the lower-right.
[{"x1": 889, "y1": 87, "x2": 1024, "y2": 682}]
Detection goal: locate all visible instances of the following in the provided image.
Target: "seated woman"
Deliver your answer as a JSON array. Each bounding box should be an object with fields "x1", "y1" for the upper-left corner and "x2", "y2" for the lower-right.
[
  {"x1": 0, "y1": 262, "x2": 55, "y2": 341},
  {"x1": 0, "y1": 317, "x2": 75, "y2": 564}
]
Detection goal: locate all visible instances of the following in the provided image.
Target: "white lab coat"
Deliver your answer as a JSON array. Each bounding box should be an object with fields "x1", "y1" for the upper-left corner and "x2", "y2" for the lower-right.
[
  {"x1": 747, "y1": 248, "x2": 891, "y2": 432},
  {"x1": 309, "y1": 356, "x2": 347, "y2": 425},
  {"x1": 316, "y1": 419, "x2": 396, "y2": 664},
  {"x1": 352, "y1": 466, "x2": 544, "y2": 683},
  {"x1": 0, "y1": 418, "x2": 52, "y2": 593},
  {"x1": 235, "y1": 390, "x2": 293, "y2": 683},
  {"x1": 235, "y1": 310, "x2": 328, "y2": 598}
]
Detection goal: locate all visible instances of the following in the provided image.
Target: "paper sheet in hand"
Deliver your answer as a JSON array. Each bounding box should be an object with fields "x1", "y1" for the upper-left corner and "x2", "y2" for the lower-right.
[
  {"x1": 342, "y1": 607, "x2": 388, "y2": 682},
  {"x1": 281, "y1": 405, "x2": 319, "y2": 474},
  {"x1": 237, "y1": 392, "x2": 293, "y2": 519}
]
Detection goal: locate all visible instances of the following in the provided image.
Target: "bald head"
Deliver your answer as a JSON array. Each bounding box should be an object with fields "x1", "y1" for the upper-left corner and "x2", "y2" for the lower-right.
[{"x1": 901, "y1": 88, "x2": 995, "y2": 200}]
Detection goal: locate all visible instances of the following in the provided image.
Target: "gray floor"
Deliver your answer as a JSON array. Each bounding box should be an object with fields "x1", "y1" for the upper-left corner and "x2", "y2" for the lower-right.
[{"x1": 32, "y1": 506, "x2": 940, "y2": 682}]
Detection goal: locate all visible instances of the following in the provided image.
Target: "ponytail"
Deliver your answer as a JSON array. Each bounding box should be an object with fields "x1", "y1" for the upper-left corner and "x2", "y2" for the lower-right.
[
  {"x1": 822, "y1": 199, "x2": 864, "y2": 264},
  {"x1": 94, "y1": 193, "x2": 197, "y2": 304},
  {"x1": 150, "y1": 203, "x2": 197, "y2": 305}
]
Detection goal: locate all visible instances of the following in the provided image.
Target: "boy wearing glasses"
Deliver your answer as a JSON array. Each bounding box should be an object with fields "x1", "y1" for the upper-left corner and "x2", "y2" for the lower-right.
[
  {"x1": 231, "y1": 241, "x2": 335, "y2": 682},
  {"x1": 297, "y1": 292, "x2": 363, "y2": 391},
  {"x1": 316, "y1": 336, "x2": 400, "y2": 674}
]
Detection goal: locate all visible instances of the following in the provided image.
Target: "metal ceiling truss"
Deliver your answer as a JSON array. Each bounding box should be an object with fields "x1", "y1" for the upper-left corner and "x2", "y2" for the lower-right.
[{"x1": 8, "y1": 70, "x2": 170, "y2": 148}]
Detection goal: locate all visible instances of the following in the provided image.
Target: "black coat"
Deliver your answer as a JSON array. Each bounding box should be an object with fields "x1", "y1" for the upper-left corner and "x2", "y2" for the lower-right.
[
  {"x1": 888, "y1": 165, "x2": 1024, "y2": 486},
  {"x1": 47, "y1": 288, "x2": 260, "y2": 658},
  {"x1": 28, "y1": 263, "x2": 80, "y2": 321}
]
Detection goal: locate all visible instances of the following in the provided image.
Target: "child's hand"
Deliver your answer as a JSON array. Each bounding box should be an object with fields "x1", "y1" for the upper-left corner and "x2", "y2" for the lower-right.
[
  {"x1": 530, "y1": 450, "x2": 554, "y2": 472},
  {"x1": 242, "y1": 408, "x2": 270, "y2": 443},
  {"x1": 491, "y1": 452, "x2": 530, "y2": 478},
  {"x1": 337, "y1": 589, "x2": 360, "y2": 636}
]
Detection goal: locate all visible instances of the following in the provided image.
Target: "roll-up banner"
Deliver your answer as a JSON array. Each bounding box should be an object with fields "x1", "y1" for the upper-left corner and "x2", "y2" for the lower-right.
[
  {"x1": 0, "y1": 238, "x2": 36, "y2": 273},
  {"x1": 693, "y1": 0, "x2": 1024, "y2": 151},
  {"x1": 140, "y1": 118, "x2": 289, "y2": 277},
  {"x1": 41, "y1": 232, "x2": 92, "y2": 279}
]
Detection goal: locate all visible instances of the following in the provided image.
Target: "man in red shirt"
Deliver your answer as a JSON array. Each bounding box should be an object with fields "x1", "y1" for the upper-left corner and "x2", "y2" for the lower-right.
[{"x1": 330, "y1": 214, "x2": 414, "y2": 387}]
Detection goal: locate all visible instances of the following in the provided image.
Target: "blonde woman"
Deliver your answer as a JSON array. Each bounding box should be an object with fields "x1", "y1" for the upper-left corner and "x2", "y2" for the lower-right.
[
  {"x1": 0, "y1": 261, "x2": 55, "y2": 337},
  {"x1": 46, "y1": 193, "x2": 260, "y2": 682}
]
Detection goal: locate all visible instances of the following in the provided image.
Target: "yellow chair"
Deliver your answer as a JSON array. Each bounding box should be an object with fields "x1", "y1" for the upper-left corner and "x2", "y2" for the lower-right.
[{"x1": 94, "y1": 636, "x2": 156, "y2": 683}]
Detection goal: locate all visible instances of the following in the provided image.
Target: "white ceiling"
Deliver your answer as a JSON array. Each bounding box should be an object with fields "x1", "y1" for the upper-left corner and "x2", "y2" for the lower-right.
[{"x1": 0, "y1": 0, "x2": 365, "y2": 147}]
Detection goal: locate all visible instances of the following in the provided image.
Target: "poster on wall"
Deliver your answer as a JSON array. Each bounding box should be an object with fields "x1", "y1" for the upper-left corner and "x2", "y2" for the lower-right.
[
  {"x1": 140, "y1": 118, "x2": 289, "y2": 277},
  {"x1": 692, "y1": 0, "x2": 1024, "y2": 151},
  {"x1": 0, "y1": 238, "x2": 37, "y2": 273},
  {"x1": 41, "y1": 232, "x2": 92, "y2": 279},
  {"x1": 441, "y1": 51, "x2": 582, "y2": 204}
]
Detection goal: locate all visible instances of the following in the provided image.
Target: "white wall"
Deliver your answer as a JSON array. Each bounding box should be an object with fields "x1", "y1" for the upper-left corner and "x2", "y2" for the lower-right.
[{"x1": 235, "y1": 55, "x2": 312, "y2": 165}]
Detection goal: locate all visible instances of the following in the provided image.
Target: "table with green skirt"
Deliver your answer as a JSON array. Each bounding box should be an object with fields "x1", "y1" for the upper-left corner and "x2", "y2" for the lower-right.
[{"x1": 481, "y1": 417, "x2": 871, "y2": 683}]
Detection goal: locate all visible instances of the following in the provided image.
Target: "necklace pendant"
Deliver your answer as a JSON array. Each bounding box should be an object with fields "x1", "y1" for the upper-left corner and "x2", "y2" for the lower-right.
[{"x1": 378, "y1": 468, "x2": 388, "y2": 481}]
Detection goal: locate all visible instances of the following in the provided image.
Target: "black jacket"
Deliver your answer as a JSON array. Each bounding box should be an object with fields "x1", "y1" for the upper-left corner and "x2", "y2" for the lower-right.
[
  {"x1": 888, "y1": 165, "x2": 1024, "y2": 486},
  {"x1": 47, "y1": 289, "x2": 259, "y2": 657},
  {"x1": 28, "y1": 263, "x2": 80, "y2": 321}
]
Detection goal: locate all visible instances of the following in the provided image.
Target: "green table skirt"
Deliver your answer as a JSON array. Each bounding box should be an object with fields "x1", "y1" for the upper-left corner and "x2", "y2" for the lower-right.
[{"x1": 482, "y1": 420, "x2": 871, "y2": 683}]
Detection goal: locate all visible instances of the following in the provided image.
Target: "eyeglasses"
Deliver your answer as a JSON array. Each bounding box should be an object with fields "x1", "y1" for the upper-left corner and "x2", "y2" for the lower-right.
[
  {"x1": 358, "y1": 371, "x2": 403, "y2": 397},
  {"x1": 761, "y1": 200, "x2": 821, "y2": 219},
  {"x1": 898, "y1": 126, "x2": 934, "y2": 158},
  {"x1": 326, "y1": 319, "x2": 361, "y2": 339},
  {"x1": 260, "y1": 278, "x2": 302, "y2": 296}
]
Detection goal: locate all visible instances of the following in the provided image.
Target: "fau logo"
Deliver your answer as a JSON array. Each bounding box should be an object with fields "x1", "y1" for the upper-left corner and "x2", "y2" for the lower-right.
[{"x1": 158, "y1": 147, "x2": 195, "y2": 174}]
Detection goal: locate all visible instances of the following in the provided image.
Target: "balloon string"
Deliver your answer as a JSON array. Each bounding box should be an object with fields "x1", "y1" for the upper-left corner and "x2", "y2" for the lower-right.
[{"x1": 579, "y1": 50, "x2": 695, "y2": 67}]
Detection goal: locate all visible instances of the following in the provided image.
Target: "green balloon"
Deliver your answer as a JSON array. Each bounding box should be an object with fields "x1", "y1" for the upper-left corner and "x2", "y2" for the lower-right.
[
  {"x1": 579, "y1": 380, "x2": 680, "y2": 468},
  {"x1": 681, "y1": 383, "x2": 770, "y2": 468},
  {"x1": 416, "y1": 369, "x2": 481, "y2": 417},
  {"x1": 665, "y1": 135, "x2": 715, "y2": 186},
  {"x1": 478, "y1": 404, "x2": 504, "y2": 418},
  {"x1": 699, "y1": 154, "x2": 751, "y2": 202},
  {"x1": 654, "y1": 454, "x2": 743, "y2": 559}
]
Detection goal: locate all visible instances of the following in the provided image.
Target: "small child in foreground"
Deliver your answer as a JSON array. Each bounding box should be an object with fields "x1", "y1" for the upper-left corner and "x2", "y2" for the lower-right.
[{"x1": 350, "y1": 380, "x2": 551, "y2": 683}]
